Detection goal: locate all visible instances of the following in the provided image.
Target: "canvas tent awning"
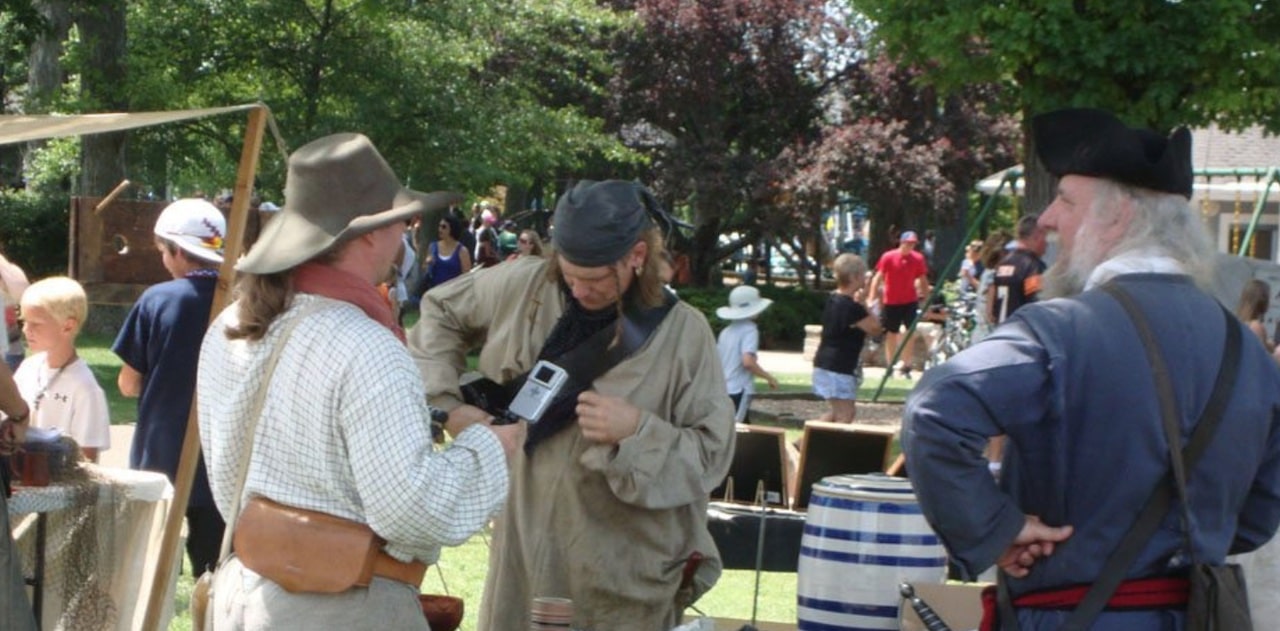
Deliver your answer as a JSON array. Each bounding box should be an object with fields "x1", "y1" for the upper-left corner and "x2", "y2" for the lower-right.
[{"x1": 0, "y1": 104, "x2": 261, "y2": 145}]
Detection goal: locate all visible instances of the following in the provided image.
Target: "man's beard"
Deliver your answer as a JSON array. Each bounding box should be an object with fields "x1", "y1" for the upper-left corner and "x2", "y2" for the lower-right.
[{"x1": 1041, "y1": 223, "x2": 1110, "y2": 299}]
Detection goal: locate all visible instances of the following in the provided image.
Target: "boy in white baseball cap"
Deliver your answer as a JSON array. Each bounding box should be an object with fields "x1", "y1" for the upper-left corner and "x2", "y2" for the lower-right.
[
  {"x1": 111, "y1": 198, "x2": 227, "y2": 575},
  {"x1": 151, "y1": 198, "x2": 226, "y2": 266}
]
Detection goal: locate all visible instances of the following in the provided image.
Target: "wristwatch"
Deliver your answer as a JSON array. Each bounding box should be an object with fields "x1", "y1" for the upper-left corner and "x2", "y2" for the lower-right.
[{"x1": 428, "y1": 405, "x2": 449, "y2": 441}]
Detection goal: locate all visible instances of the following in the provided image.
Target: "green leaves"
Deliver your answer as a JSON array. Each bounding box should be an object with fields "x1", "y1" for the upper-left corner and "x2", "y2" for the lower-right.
[
  {"x1": 117, "y1": 0, "x2": 630, "y2": 198},
  {"x1": 855, "y1": 0, "x2": 1280, "y2": 133}
]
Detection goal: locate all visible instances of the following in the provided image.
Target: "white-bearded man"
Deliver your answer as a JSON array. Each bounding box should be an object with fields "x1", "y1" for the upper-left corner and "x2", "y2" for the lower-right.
[{"x1": 903, "y1": 108, "x2": 1280, "y2": 630}]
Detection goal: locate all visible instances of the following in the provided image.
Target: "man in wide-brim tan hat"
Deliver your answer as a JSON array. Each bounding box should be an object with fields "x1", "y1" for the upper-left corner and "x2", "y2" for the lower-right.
[{"x1": 197, "y1": 132, "x2": 521, "y2": 629}]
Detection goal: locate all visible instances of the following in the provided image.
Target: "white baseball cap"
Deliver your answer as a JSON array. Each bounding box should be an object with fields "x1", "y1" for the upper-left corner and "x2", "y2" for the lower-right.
[{"x1": 154, "y1": 199, "x2": 226, "y2": 264}]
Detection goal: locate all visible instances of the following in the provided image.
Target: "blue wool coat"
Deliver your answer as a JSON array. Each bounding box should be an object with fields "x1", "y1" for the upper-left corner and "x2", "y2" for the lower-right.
[{"x1": 904, "y1": 273, "x2": 1280, "y2": 630}]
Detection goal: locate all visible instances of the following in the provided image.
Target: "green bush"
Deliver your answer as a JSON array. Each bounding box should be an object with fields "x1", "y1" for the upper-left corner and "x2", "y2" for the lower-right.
[
  {"x1": 679, "y1": 284, "x2": 826, "y2": 351},
  {"x1": 0, "y1": 189, "x2": 71, "y2": 278}
]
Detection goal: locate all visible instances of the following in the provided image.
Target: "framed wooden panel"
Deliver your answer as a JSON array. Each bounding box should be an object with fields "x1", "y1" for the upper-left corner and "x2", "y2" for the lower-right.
[
  {"x1": 793, "y1": 421, "x2": 896, "y2": 510},
  {"x1": 710, "y1": 424, "x2": 790, "y2": 508}
]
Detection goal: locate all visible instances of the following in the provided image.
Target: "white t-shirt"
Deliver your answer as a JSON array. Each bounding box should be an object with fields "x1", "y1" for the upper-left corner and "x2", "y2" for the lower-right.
[
  {"x1": 717, "y1": 319, "x2": 759, "y2": 396},
  {"x1": 14, "y1": 352, "x2": 111, "y2": 450}
]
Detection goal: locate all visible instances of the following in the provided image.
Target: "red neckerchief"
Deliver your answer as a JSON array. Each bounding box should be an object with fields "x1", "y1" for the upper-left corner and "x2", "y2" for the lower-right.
[{"x1": 292, "y1": 262, "x2": 406, "y2": 344}]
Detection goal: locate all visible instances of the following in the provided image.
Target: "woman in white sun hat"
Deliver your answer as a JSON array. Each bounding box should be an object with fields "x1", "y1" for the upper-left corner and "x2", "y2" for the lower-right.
[{"x1": 716, "y1": 284, "x2": 779, "y2": 423}]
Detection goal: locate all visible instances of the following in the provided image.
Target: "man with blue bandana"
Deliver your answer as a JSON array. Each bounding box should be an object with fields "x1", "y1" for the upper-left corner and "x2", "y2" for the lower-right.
[{"x1": 410, "y1": 180, "x2": 735, "y2": 630}]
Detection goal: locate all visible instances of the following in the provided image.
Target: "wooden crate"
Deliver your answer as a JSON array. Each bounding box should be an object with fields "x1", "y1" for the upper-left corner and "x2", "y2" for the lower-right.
[{"x1": 792, "y1": 421, "x2": 896, "y2": 510}]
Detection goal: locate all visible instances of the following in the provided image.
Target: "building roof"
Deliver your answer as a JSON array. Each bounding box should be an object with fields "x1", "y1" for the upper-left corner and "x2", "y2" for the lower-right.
[
  {"x1": 1194, "y1": 124, "x2": 1280, "y2": 171},
  {"x1": 978, "y1": 124, "x2": 1280, "y2": 200}
]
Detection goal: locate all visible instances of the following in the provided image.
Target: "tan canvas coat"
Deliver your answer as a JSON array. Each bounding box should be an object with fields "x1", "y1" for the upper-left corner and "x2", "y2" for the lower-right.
[{"x1": 409, "y1": 256, "x2": 736, "y2": 630}]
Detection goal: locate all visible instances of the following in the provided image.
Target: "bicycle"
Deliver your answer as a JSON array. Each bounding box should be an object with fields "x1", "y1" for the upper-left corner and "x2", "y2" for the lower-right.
[{"x1": 924, "y1": 293, "x2": 978, "y2": 370}]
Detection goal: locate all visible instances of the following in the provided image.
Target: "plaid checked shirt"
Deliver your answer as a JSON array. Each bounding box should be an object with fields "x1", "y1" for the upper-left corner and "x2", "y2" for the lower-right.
[{"x1": 198, "y1": 294, "x2": 507, "y2": 563}]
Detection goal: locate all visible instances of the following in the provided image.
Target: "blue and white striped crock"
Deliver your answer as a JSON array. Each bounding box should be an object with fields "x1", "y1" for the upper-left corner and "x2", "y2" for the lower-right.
[{"x1": 796, "y1": 474, "x2": 947, "y2": 630}]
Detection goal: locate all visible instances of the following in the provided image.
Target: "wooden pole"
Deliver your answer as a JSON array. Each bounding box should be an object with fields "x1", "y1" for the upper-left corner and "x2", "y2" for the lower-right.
[
  {"x1": 885, "y1": 452, "x2": 906, "y2": 477},
  {"x1": 141, "y1": 105, "x2": 267, "y2": 631},
  {"x1": 93, "y1": 179, "x2": 131, "y2": 214}
]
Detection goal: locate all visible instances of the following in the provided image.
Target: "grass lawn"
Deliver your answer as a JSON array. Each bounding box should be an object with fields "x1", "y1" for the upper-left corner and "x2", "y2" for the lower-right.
[
  {"x1": 78, "y1": 329, "x2": 137, "y2": 426},
  {"x1": 69, "y1": 322, "x2": 915, "y2": 630}
]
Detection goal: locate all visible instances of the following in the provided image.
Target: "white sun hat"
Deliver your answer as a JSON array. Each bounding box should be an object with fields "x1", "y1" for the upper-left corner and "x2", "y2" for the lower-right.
[{"x1": 716, "y1": 285, "x2": 773, "y2": 320}]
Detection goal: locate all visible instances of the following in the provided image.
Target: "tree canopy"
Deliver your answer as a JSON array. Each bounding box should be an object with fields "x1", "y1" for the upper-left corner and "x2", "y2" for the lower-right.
[
  {"x1": 0, "y1": 0, "x2": 637, "y2": 201},
  {"x1": 782, "y1": 49, "x2": 1019, "y2": 258},
  {"x1": 12, "y1": 1, "x2": 1262, "y2": 286},
  {"x1": 609, "y1": 0, "x2": 831, "y2": 284},
  {"x1": 856, "y1": 0, "x2": 1280, "y2": 208},
  {"x1": 120, "y1": 0, "x2": 636, "y2": 201}
]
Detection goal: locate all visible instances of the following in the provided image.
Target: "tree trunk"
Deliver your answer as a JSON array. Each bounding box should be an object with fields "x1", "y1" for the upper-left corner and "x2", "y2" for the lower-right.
[
  {"x1": 687, "y1": 219, "x2": 722, "y2": 287},
  {"x1": 1022, "y1": 118, "x2": 1057, "y2": 216},
  {"x1": 23, "y1": 1, "x2": 74, "y2": 181},
  {"x1": 686, "y1": 177, "x2": 732, "y2": 287},
  {"x1": 934, "y1": 185, "x2": 974, "y2": 283},
  {"x1": 76, "y1": 0, "x2": 128, "y2": 197},
  {"x1": 27, "y1": 1, "x2": 72, "y2": 106}
]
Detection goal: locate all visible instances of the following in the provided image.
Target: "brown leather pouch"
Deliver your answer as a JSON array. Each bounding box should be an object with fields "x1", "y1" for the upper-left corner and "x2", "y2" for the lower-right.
[{"x1": 234, "y1": 495, "x2": 380, "y2": 593}]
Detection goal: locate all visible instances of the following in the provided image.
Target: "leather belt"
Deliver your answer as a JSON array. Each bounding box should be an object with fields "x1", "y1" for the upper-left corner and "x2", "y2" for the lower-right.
[{"x1": 366, "y1": 552, "x2": 427, "y2": 587}]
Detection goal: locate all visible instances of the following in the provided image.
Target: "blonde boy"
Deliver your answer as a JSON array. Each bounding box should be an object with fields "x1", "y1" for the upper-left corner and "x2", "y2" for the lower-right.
[{"x1": 14, "y1": 277, "x2": 109, "y2": 461}]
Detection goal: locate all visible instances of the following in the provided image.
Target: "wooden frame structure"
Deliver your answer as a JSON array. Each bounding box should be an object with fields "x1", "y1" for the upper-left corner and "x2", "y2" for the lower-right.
[
  {"x1": 0, "y1": 104, "x2": 272, "y2": 630},
  {"x1": 711, "y1": 424, "x2": 791, "y2": 508}
]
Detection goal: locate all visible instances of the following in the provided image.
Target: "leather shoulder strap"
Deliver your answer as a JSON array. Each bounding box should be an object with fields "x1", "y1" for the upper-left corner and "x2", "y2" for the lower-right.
[{"x1": 215, "y1": 298, "x2": 327, "y2": 562}]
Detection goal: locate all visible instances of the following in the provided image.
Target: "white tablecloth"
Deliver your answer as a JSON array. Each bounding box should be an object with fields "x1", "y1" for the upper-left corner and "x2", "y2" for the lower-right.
[{"x1": 8, "y1": 464, "x2": 177, "y2": 631}]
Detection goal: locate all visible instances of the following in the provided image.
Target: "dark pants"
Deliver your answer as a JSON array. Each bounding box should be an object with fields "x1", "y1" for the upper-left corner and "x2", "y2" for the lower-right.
[
  {"x1": 187, "y1": 504, "x2": 227, "y2": 575},
  {"x1": 729, "y1": 392, "x2": 751, "y2": 424},
  {"x1": 1, "y1": 491, "x2": 36, "y2": 631}
]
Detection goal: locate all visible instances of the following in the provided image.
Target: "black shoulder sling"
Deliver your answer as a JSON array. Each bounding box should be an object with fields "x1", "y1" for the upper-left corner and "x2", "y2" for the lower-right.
[
  {"x1": 1066, "y1": 283, "x2": 1247, "y2": 630},
  {"x1": 462, "y1": 289, "x2": 678, "y2": 451}
]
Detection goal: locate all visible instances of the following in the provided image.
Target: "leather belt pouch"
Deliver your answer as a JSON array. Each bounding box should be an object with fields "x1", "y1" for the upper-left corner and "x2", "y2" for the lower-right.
[{"x1": 234, "y1": 495, "x2": 380, "y2": 593}]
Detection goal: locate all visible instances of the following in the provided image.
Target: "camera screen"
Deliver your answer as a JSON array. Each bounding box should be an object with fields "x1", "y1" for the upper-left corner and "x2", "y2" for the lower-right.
[{"x1": 535, "y1": 365, "x2": 556, "y2": 382}]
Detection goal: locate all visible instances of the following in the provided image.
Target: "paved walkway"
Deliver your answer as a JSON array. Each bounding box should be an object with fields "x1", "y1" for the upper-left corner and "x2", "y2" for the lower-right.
[
  {"x1": 757, "y1": 350, "x2": 810, "y2": 374},
  {"x1": 756, "y1": 350, "x2": 899, "y2": 384}
]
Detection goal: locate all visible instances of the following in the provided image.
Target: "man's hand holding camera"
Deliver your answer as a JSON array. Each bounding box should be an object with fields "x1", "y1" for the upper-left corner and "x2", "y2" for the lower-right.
[
  {"x1": 446, "y1": 404, "x2": 525, "y2": 459},
  {"x1": 576, "y1": 391, "x2": 641, "y2": 445}
]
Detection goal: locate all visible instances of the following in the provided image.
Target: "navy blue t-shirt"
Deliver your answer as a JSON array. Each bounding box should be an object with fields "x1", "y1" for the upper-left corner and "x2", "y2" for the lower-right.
[
  {"x1": 112, "y1": 275, "x2": 217, "y2": 508},
  {"x1": 813, "y1": 293, "x2": 869, "y2": 375}
]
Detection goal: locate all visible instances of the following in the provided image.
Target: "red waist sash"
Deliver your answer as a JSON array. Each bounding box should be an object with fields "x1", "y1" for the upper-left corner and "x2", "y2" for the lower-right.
[{"x1": 979, "y1": 577, "x2": 1190, "y2": 631}]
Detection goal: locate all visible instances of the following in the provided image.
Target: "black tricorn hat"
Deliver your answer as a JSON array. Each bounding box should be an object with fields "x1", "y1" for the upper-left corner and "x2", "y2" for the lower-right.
[{"x1": 1033, "y1": 108, "x2": 1193, "y2": 199}]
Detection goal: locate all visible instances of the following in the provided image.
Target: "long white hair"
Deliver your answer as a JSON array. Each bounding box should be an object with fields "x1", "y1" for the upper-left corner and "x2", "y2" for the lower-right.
[{"x1": 1043, "y1": 179, "x2": 1215, "y2": 298}]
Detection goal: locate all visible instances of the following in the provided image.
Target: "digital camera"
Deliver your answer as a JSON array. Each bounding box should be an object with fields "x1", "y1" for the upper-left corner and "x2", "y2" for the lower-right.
[{"x1": 507, "y1": 360, "x2": 569, "y2": 423}]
